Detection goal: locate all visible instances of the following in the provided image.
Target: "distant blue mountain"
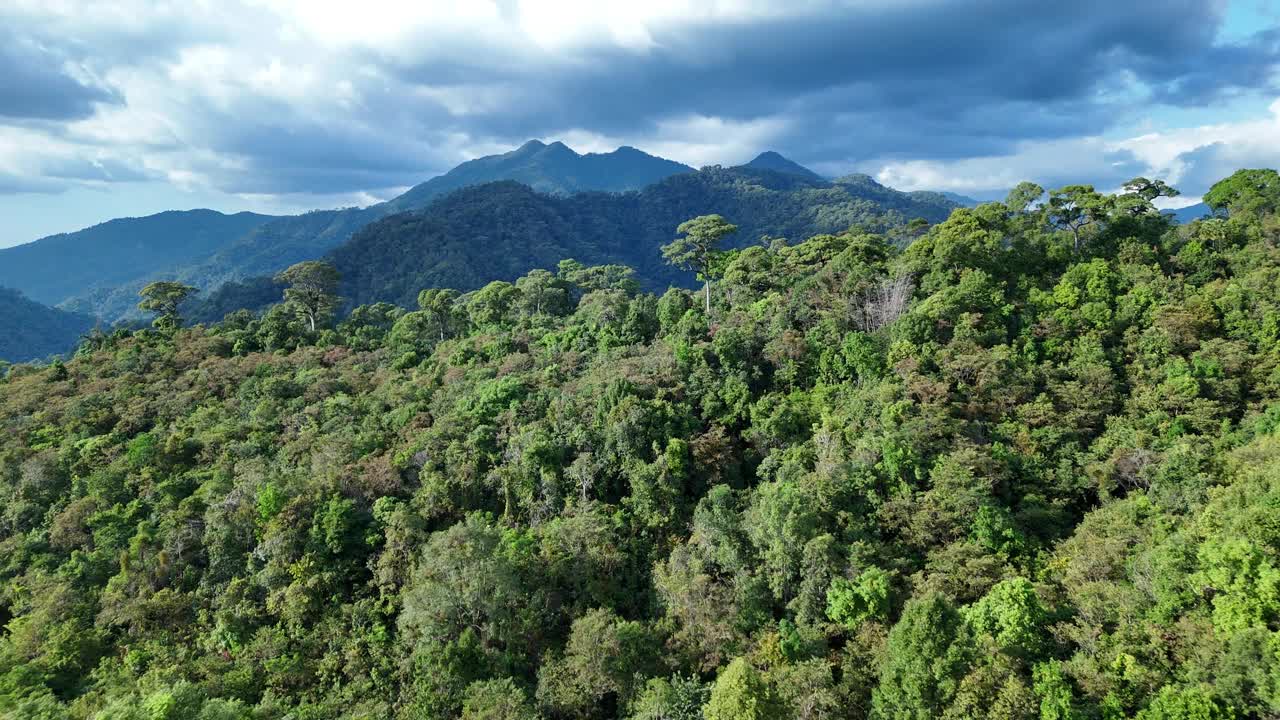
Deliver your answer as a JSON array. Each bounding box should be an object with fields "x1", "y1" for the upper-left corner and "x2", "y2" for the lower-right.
[
  {"x1": 383, "y1": 140, "x2": 695, "y2": 213},
  {"x1": 741, "y1": 151, "x2": 824, "y2": 180},
  {"x1": 1169, "y1": 202, "x2": 1211, "y2": 223},
  {"x1": 0, "y1": 209, "x2": 277, "y2": 308},
  {"x1": 938, "y1": 191, "x2": 981, "y2": 208}
]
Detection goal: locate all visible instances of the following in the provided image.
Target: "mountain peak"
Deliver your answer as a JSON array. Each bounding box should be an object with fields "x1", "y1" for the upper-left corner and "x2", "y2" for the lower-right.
[
  {"x1": 743, "y1": 151, "x2": 822, "y2": 180},
  {"x1": 515, "y1": 139, "x2": 547, "y2": 153},
  {"x1": 542, "y1": 140, "x2": 578, "y2": 156}
]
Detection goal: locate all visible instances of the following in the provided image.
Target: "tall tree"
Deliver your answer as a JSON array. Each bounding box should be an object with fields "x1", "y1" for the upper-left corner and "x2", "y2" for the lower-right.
[
  {"x1": 663, "y1": 215, "x2": 738, "y2": 314},
  {"x1": 275, "y1": 261, "x2": 340, "y2": 332},
  {"x1": 1047, "y1": 185, "x2": 1110, "y2": 254},
  {"x1": 137, "y1": 281, "x2": 196, "y2": 330},
  {"x1": 417, "y1": 288, "x2": 461, "y2": 341}
]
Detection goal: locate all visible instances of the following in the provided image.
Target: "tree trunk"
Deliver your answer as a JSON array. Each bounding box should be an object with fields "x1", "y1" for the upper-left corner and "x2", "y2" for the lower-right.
[{"x1": 704, "y1": 279, "x2": 711, "y2": 315}]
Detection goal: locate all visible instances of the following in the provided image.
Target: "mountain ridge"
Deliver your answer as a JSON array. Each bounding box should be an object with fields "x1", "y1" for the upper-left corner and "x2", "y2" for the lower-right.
[{"x1": 4, "y1": 141, "x2": 697, "y2": 322}]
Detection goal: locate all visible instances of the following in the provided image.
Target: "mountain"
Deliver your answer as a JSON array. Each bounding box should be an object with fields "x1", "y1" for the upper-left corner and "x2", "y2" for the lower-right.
[
  {"x1": 741, "y1": 151, "x2": 823, "y2": 179},
  {"x1": 0, "y1": 287, "x2": 95, "y2": 362},
  {"x1": 18, "y1": 142, "x2": 696, "y2": 323},
  {"x1": 1170, "y1": 202, "x2": 1211, "y2": 223},
  {"x1": 938, "y1": 191, "x2": 981, "y2": 207},
  {"x1": 322, "y1": 165, "x2": 960, "y2": 310},
  {"x1": 0, "y1": 209, "x2": 276, "y2": 308},
  {"x1": 382, "y1": 140, "x2": 694, "y2": 214}
]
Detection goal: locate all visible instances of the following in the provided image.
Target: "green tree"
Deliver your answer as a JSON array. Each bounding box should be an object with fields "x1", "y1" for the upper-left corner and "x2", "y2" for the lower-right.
[
  {"x1": 827, "y1": 567, "x2": 893, "y2": 631},
  {"x1": 1204, "y1": 169, "x2": 1280, "y2": 217},
  {"x1": 1005, "y1": 182, "x2": 1045, "y2": 213},
  {"x1": 274, "y1": 260, "x2": 340, "y2": 332},
  {"x1": 462, "y1": 678, "x2": 539, "y2": 720},
  {"x1": 964, "y1": 577, "x2": 1048, "y2": 658},
  {"x1": 137, "y1": 281, "x2": 196, "y2": 330},
  {"x1": 703, "y1": 657, "x2": 782, "y2": 720},
  {"x1": 663, "y1": 215, "x2": 738, "y2": 314},
  {"x1": 627, "y1": 675, "x2": 709, "y2": 720},
  {"x1": 873, "y1": 593, "x2": 975, "y2": 720},
  {"x1": 1048, "y1": 185, "x2": 1111, "y2": 253},
  {"x1": 417, "y1": 288, "x2": 462, "y2": 341},
  {"x1": 1135, "y1": 685, "x2": 1232, "y2": 720},
  {"x1": 537, "y1": 608, "x2": 661, "y2": 717}
]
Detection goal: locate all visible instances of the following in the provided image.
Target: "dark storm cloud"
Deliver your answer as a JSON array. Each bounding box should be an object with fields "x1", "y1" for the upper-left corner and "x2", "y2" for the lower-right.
[
  {"x1": 0, "y1": 35, "x2": 119, "y2": 120},
  {"x1": 2, "y1": 0, "x2": 1278, "y2": 197},
  {"x1": 378, "y1": 0, "x2": 1280, "y2": 176},
  {"x1": 1141, "y1": 28, "x2": 1280, "y2": 105}
]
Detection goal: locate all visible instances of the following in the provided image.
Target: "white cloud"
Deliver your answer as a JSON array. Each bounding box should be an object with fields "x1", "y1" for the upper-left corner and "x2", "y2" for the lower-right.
[
  {"x1": 0, "y1": 0, "x2": 1276, "y2": 217},
  {"x1": 861, "y1": 97, "x2": 1280, "y2": 199}
]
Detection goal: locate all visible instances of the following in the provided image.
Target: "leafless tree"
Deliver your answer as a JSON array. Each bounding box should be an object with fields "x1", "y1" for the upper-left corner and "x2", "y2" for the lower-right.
[{"x1": 856, "y1": 274, "x2": 915, "y2": 332}]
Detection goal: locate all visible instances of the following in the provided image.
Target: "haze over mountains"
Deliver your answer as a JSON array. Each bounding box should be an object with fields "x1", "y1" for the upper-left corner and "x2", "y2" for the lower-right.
[{"x1": 0, "y1": 142, "x2": 964, "y2": 361}]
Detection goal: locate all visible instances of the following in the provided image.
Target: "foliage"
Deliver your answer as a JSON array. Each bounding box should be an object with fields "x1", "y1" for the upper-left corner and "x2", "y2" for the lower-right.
[{"x1": 2, "y1": 171, "x2": 1280, "y2": 720}]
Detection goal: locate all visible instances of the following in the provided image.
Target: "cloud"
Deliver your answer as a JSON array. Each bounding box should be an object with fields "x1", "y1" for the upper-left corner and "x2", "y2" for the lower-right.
[
  {"x1": 0, "y1": 32, "x2": 119, "y2": 120},
  {"x1": 0, "y1": 0, "x2": 1277, "y2": 203}
]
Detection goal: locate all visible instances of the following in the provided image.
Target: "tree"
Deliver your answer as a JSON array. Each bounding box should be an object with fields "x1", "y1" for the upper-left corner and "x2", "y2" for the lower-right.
[
  {"x1": 1204, "y1": 168, "x2": 1280, "y2": 217},
  {"x1": 827, "y1": 567, "x2": 893, "y2": 630},
  {"x1": 703, "y1": 657, "x2": 782, "y2": 720},
  {"x1": 627, "y1": 675, "x2": 709, "y2": 720},
  {"x1": 515, "y1": 268, "x2": 569, "y2": 318},
  {"x1": 1047, "y1": 185, "x2": 1111, "y2": 254},
  {"x1": 274, "y1": 261, "x2": 340, "y2": 332},
  {"x1": 1005, "y1": 182, "x2": 1045, "y2": 213},
  {"x1": 537, "y1": 608, "x2": 661, "y2": 717},
  {"x1": 663, "y1": 215, "x2": 738, "y2": 314},
  {"x1": 462, "y1": 678, "x2": 539, "y2": 720},
  {"x1": 417, "y1": 288, "x2": 461, "y2": 341},
  {"x1": 137, "y1": 281, "x2": 196, "y2": 330},
  {"x1": 872, "y1": 593, "x2": 974, "y2": 720}
]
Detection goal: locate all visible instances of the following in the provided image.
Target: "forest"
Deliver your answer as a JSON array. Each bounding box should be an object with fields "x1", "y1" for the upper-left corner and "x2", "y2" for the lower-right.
[{"x1": 2, "y1": 168, "x2": 1280, "y2": 720}]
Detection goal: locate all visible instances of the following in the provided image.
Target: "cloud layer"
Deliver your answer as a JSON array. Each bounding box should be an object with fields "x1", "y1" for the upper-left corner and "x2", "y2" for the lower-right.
[{"x1": 1, "y1": 0, "x2": 1278, "y2": 212}]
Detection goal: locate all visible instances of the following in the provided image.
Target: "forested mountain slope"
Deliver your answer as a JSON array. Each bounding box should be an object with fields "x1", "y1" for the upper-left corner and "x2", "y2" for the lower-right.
[
  {"x1": 0, "y1": 287, "x2": 95, "y2": 362},
  {"x1": 4, "y1": 170, "x2": 1280, "y2": 719},
  {"x1": 19, "y1": 142, "x2": 694, "y2": 324},
  {"x1": 326, "y1": 165, "x2": 958, "y2": 310},
  {"x1": 0, "y1": 210, "x2": 276, "y2": 308}
]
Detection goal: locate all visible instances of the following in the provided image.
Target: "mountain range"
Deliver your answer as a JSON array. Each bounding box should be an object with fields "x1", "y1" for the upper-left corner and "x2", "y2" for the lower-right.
[
  {"x1": 324, "y1": 166, "x2": 958, "y2": 311},
  {"x1": 0, "y1": 142, "x2": 960, "y2": 361}
]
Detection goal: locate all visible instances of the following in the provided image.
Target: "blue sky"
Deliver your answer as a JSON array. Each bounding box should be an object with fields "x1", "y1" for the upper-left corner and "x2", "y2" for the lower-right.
[{"x1": 1, "y1": 0, "x2": 1279, "y2": 248}]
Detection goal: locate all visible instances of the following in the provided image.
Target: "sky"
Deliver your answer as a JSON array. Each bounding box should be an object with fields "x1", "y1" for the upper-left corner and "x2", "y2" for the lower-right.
[{"x1": 1, "y1": 0, "x2": 1279, "y2": 248}]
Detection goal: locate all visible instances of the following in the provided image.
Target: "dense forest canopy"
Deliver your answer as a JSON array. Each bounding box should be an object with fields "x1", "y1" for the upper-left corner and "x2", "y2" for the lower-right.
[{"x1": 3, "y1": 169, "x2": 1280, "y2": 720}]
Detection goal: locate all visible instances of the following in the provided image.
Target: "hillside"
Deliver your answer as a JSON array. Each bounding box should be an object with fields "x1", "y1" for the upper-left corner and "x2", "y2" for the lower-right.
[
  {"x1": 3, "y1": 170, "x2": 1279, "y2": 719},
  {"x1": 0, "y1": 209, "x2": 276, "y2": 308},
  {"x1": 326, "y1": 165, "x2": 959, "y2": 309},
  {"x1": 0, "y1": 286, "x2": 95, "y2": 362}
]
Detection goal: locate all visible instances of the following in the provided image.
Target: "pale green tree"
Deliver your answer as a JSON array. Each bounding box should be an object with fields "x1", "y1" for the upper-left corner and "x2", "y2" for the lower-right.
[
  {"x1": 663, "y1": 215, "x2": 738, "y2": 314},
  {"x1": 274, "y1": 261, "x2": 340, "y2": 332}
]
